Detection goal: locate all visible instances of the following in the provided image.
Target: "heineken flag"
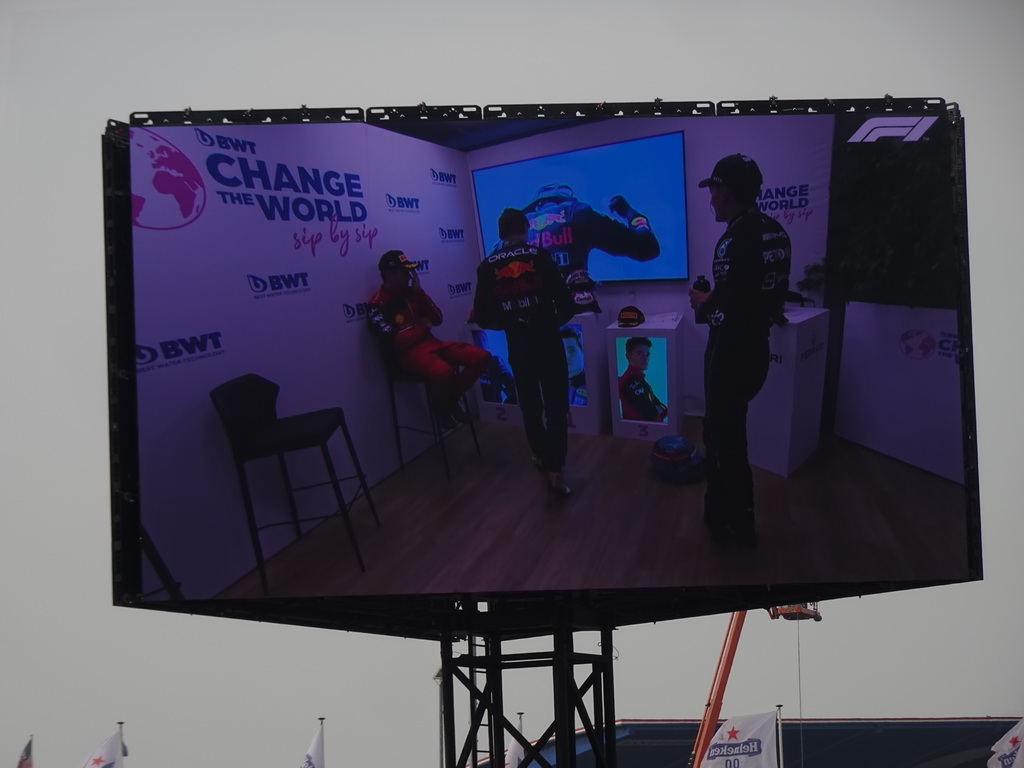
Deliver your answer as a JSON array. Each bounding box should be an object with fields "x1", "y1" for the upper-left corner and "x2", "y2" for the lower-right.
[
  {"x1": 504, "y1": 735, "x2": 525, "y2": 768},
  {"x1": 988, "y1": 717, "x2": 1024, "y2": 768},
  {"x1": 79, "y1": 732, "x2": 124, "y2": 768},
  {"x1": 300, "y1": 726, "x2": 324, "y2": 768},
  {"x1": 705, "y1": 711, "x2": 778, "y2": 768}
]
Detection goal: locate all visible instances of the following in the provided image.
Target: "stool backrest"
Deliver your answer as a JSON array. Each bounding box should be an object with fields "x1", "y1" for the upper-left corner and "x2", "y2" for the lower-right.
[{"x1": 209, "y1": 374, "x2": 280, "y2": 455}]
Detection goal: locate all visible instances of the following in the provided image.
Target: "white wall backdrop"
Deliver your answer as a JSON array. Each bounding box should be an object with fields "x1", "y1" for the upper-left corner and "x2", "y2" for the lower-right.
[{"x1": 1, "y1": 1, "x2": 1022, "y2": 766}]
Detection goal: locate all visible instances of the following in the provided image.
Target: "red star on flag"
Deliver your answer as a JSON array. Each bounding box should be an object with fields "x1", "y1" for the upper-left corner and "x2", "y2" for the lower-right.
[
  {"x1": 727, "y1": 727, "x2": 740, "y2": 740},
  {"x1": 91, "y1": 758, "x2": 104, "y2": 766},
  {"x1": 1011, "y1": 736, "x2": 1021, "y2": 747}
]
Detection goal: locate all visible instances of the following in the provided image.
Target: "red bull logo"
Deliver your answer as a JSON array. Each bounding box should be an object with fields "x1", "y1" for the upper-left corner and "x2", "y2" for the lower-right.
[
  {"x1": 495, "y1": 261, "x2": 537, "y2": 280},
  {"x1": 528, "y1": 227, "x2": 574, "y2": 249},
  {"x1": 529, "y1": 211, "x2": 566, "y2": 230},
  {"x1": 494, "y1": 260, "x2": 543, "y2": 298}
]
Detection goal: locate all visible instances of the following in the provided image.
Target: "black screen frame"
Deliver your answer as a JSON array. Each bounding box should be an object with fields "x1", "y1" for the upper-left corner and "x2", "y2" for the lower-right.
[{"x1": 105, "y1": 98, "x2": 979, "y2": 640}]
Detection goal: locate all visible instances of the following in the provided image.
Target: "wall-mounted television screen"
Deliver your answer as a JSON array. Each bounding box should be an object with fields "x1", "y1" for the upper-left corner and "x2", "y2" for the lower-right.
[
  {"x1": 471, "y1": 132, "x2": 687, "y2": 283},
  {"x1": 104, "y1": 100, "x2": 978, "y2": 638}
]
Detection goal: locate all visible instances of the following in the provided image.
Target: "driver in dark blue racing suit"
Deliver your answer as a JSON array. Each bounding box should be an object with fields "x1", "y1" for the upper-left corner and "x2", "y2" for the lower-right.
[
  {"x1": 689, "y1": 154, "x2": 792, "y2": 548},
  {"x1": 520, "y1": 184, "x2": 660, "y2": 275}
]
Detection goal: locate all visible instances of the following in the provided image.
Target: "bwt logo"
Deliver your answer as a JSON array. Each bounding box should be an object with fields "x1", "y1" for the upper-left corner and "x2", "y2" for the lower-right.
[
  {"x1": 848, "y1": 116, "x2": 938, "y2": 143},
  {"x1": 448, "y1": 282, "x2": 472, "y2": 297},
  {"x1": 430, "y1": 168, "x2": 457, "y2": 186},
  {"x1": 439, "y1": 227, "x2": 465, "y2": 242},
  {"x1": 247, "y1": 272, "x2": 310, "y2": 292},
  {"x1": 194, "y1": 128, "x2": 256, "y2": 154},
  {"x1": 343, "y1": 302, "x2": 371, "y2": 321},
  {"x1": 416, "y1": 259, "x2": 431, "y2": 273},
  {"x1": 385, "y1": 193, "x2": 421, "y2": 210},
  {"x1": 136, "y1": 332, "x2": 224, "y2": 365}
]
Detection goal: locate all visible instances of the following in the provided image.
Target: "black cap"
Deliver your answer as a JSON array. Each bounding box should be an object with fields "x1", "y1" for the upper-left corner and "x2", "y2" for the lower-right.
[
  {"x1": 698, "y1": 154, "x2": 763, "y2": 198},
  {"x1": 566, "y1": 270, "x2": 601, "y2": 314},
  {"x1": 378, "y1": 249, "x2": 419, "y2": 272},
  {"x1": 617, "y1": 305, "x2": 645, "y2": 328}
]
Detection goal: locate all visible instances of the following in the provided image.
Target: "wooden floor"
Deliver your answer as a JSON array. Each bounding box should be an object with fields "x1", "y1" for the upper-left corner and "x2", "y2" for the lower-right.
[{"x1": 217, "y1": 418, "x2": 970, "y2": 600}]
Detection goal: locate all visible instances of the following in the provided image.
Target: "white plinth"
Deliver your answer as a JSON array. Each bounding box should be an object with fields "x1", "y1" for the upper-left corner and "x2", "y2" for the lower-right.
[
  {"x1": 748, "y1": 307, "x2": 830, "y2": 476},
  {"x1": 467, "y1": 312, "x2": 610, "y2": 436},
  {"x1": 606, "y1": 313, "x2": 684, "y2": 442}
]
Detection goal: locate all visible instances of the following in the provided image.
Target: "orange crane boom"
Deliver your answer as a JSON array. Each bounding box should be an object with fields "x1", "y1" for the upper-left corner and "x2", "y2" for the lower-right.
[{"x1": 686, "y1": 611, "x2": 747, "y2": 768}]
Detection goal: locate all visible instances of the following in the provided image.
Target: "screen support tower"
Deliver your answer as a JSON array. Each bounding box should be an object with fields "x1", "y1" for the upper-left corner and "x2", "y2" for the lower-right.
[{"x1": 439, "y1": 615, "x2": 617, "y2": 768}]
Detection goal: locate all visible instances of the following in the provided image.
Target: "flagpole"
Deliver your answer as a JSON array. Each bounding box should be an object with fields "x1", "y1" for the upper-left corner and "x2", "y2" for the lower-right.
[
  {"x1": 434, "y1": 667, "x2": 444, "y2": 768},
  {"x1": 775, "y1": 705, "x2": 784, "y2": 768}
]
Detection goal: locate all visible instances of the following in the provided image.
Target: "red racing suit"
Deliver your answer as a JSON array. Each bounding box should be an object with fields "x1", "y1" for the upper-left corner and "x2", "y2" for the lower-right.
[
  {"x1": 618, "y1": 365, "x2": 668, "y2": 422},
  {"x1": 367, "y1": 284, "x2": 490, "y2": 403}
]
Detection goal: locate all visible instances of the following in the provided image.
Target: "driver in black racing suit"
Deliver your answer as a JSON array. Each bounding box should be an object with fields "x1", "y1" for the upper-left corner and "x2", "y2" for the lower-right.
[
  {"x1": 520, "y1": 184, "x2": 660, "y2": 275},
  {"x1": 689, "y1": 154, "x2": 792, "y2": 548},
  {"x1": 474, "y1": 208, "x2": 578, "y2": 496}
]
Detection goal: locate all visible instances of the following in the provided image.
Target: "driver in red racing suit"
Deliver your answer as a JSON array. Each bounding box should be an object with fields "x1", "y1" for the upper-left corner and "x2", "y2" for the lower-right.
[{"x1": 368, "y1": 249, "x2": 491, "y2": 425}]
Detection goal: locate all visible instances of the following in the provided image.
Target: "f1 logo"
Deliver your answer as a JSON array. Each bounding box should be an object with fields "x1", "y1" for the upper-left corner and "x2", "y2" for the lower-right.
[{"x1": 848, "y1": 116, "x2": 938, "y2": 143}]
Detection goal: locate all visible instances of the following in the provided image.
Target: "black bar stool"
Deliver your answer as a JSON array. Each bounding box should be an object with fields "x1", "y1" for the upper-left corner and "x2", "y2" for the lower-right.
[
  {"x1": 381, "y1": 356, "x2": 481, "y2": 481},
  {"x1": 210, "y1": 373, "x2": 379, "y2": 593}
]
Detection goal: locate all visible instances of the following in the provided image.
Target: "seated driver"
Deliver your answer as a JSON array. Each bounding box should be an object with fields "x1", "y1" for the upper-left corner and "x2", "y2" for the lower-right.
[{"x1": 367, "y1": 250, "x2": 491, "y2": 427}]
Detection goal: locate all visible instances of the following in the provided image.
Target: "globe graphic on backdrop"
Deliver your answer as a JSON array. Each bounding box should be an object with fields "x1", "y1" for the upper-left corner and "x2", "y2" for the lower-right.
[
  {"x1": 899, "y1": 328, "x2": 937, "y2": 359},
  {"x1": 131, "y1": 127, "x2": 207, "y2": 230}
]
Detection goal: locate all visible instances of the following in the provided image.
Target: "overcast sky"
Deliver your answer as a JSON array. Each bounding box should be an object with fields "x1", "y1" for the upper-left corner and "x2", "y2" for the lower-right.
[{"x1": 1, "y1": 1, "x2": 1022, "y2": 766}]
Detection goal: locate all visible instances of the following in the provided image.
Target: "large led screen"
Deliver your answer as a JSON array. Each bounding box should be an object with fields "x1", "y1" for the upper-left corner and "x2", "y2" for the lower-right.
[{"x1": 105, "y1": 102, "x2": 978, "y2": 636}]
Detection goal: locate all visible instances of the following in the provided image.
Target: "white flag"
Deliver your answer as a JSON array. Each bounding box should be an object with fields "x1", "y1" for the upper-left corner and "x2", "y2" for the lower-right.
[
  {"x1": 988, "y1": 717, "x2": 1024, "y2": 768},
  {"x1": 79, "y1": 731, "x2": 124, "y2": 768},
  {"x1": 704, "y1": 711, "x2": 778, "y2": 768},
  {"x1": 504, "y1": 735, "x2": 525, "y2": 768},
  {"x1": 300, "y1": 726, "x2": 324, "y2": 768}
]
